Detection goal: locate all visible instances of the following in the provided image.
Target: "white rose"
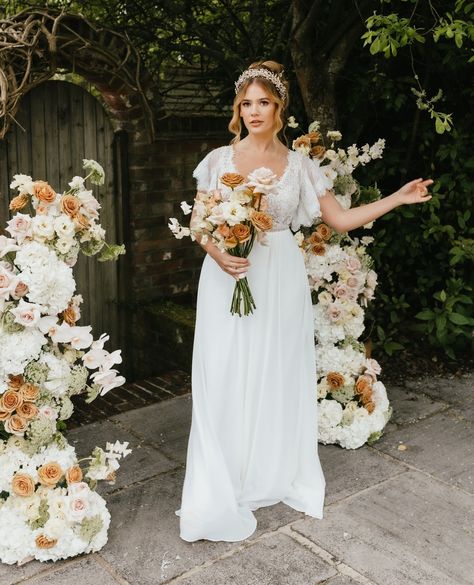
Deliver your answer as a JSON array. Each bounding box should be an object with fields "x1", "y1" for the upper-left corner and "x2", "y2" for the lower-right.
[{"x1": 10, "y1": 299, "x2": 42, "y2": 327}]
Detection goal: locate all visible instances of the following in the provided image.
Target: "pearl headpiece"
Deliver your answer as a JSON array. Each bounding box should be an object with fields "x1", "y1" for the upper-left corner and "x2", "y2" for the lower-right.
[{"x1": 234, "y1": 67, "x2": 287, "y2": 101}]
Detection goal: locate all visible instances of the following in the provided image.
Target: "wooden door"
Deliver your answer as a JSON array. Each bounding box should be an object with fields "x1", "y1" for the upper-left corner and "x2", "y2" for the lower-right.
[{"x1": 0, "y1": 80, "x2": 124, "y2": 361}]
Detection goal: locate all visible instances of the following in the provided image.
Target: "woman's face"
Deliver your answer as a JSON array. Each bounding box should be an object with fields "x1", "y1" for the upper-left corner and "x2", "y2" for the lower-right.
[{"x1": 240, "y1": 82, "x2": 277, "y2": 136}]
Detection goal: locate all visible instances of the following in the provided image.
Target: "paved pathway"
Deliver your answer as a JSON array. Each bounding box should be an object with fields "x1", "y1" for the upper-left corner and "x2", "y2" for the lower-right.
[{"x1": 1, "y1": 372, "x2": 473, "y2": 585}]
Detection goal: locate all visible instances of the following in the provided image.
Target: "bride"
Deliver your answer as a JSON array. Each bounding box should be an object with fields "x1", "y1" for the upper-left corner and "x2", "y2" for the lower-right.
[{"x1": 174, "y1": 60, "x2": 433, "y2": 542}]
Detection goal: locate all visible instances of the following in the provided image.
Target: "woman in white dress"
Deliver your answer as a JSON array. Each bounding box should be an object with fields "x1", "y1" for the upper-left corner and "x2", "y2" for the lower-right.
[{"x1": 175, "y1": 60, "x2": 433, "y2": 542}]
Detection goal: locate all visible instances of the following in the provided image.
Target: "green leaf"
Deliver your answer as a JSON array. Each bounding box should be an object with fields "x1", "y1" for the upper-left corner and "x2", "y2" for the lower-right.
[
  {"x1": 416, "y1": 309, "x2": 435, "y2": 320},
  {"x1": 448, "y1": 312, "x2": 471, "y2": 325}
]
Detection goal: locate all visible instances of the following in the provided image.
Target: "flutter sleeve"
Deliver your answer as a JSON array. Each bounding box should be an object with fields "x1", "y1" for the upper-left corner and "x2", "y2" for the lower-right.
[
  {"x1": 192, "y1": 147, "x2": 222, "y2": 191},
  {"x1": 291, "y1": 153, "x2": 333, "y2": 232}
]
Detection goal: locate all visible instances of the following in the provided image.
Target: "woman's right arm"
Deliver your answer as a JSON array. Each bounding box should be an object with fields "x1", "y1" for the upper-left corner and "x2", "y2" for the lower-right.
[{"x1": 190, "y1": 203, "x2": 249, "y2": 280}]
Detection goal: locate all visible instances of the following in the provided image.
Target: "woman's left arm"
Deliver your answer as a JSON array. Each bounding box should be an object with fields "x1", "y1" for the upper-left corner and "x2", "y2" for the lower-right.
[{"x1": 319, "y1": 178, "x2": 434, "y2": 233}]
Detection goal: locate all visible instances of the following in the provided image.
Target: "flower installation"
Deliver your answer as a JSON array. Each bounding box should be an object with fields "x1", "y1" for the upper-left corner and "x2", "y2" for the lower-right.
[
  {"x1": 0, "y1": 160, "x2": 130, "y2": 565},
  {"x1": 292, "y1": 120, "x2": 392, "y2": 449},
  {"x1": 169, "y1": 170, "x2": 276, "y2": 316}
]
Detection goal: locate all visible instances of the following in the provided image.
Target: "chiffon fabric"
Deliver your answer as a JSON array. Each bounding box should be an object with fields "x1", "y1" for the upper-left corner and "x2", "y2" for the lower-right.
[{"x1": 175, "y1": 145, "x2": 332, "y2": 542}]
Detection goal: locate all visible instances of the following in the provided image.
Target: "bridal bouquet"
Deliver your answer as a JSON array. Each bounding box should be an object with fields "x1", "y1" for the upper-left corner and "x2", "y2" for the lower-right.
[
  {"x1": 169, "y1": 169, "x2": 277, "y2": 316},
  {"x1": 0, "y1": 160, "x2": 130, "y2": 564}
]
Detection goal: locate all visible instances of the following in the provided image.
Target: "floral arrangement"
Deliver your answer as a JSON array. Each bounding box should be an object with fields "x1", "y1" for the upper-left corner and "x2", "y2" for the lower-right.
[
  {"x1": 291, "y1": 120, "x2": 392, "y2": 449},
  {"x1": 0, "y1": 160, "x2": 130, "y2": 565},
  {"x1": 169, "y1": 169, "x2": 277, "y2": 316}
]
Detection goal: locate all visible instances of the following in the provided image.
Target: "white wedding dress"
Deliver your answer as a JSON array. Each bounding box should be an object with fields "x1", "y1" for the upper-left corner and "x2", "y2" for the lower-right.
[{"x1": 175, "y1": 144, "x2": 332, "y2": 542}]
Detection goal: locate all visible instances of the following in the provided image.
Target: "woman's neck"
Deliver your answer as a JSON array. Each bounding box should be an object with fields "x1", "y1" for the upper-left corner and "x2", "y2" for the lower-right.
[{"x1": 240, "y1": 134, "x2": 284, "y2": 153}]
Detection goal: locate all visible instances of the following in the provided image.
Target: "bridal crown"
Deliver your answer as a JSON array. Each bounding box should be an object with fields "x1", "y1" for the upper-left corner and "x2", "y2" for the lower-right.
[{"x1": 234, "y1": 68, "x2": 287, "y2": 101}]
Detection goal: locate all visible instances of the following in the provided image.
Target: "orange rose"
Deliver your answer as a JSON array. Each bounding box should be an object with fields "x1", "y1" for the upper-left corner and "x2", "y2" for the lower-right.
[
  {"x1": 220, "y1": 173, "x2": 245, "y2": 188},
  {"x1": 316, "y1": 223, "x2": 332, "y2": 241},
  {"x1": 9, "y1": 193, "x2": 29, "y2": 211},
  {"x1": 293, "y1": 135, "x2": 312, "y2": 150},
  {"x1": 232, "y1": 223, "x2": 251, "y2": 243},
  {"x1": 105, "y1": 470, "x2": 116, "y2": 482},
  {"x1": 326, "y1": 372, "x2": 345, "y2": 389},
  {"x1": 65, "y1": 465, "x2": 83, "y2": 484},
  {"x1": 7, "y1": 414, "x2": 29, "y2": 433},
  {"x1": 38, "y1": 462, "x2": 63, "y2": 487},
  {"x1": 8, "y1": 375, "x2": 24, "y2": 390},
  {"x1": 217, "y1": 224, "x2": 231, "y2": 238},
  {"x1": 60, "y1": 194, "x2": 81, "y2": 218},
  {"x1": 250, "y1": 210, "x2": 273, "y2": 231},
  {"x1": 311, "y1": 243, "x2": 326, "y2": 256},
  {"x1": 35, "y1": 535, "x2": 58, "y2": 549},
  {"x1": 355, "y1": 375, "x2": 373, "y2": 395},
  {"x1": 364, "y1": 400, "x2": 376, "y2": 414},
  {"x1": 224, "y1": 234, "x2": 239, "y2": 249},
  {"x1": 12, "y1": 472, "x2": 36, "y2": 497},
  {"x1": 307, "y1": 131, "x2": 322, "y2": 144},
  {"x1": 309, "y1": 231, "x2": 323, "y2": 245},
  {"x1": 20, "y1": 383, "x2": 40, "y2": 402},
  {"x1": 17, "y1": 402, "x2": 39, "y2": 420},
  {"x1": 1, "y1": 389, "x2": 22, "y2": 412},
  {"x1": 310, "y1": 145, "x2": 326, "y2": 159},
  {"x1": 73, "y1": 213, "x2": 90, "y2": 231},
  {"x1": 33, "y1": 181, "x2": 56, "y2": 203},
  {"x1": 61, "y1": 304, "x2": 77, "y2": 326}
]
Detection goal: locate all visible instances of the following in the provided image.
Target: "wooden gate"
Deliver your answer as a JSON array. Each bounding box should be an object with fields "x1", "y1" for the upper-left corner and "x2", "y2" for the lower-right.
[{"x1": 0, "y1": 80, "x2": 126, "y2": 364}]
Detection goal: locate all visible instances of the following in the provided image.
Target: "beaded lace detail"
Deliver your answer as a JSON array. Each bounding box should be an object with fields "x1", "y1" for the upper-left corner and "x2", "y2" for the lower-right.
[{"x1": 192, "y1": 145, "x2": 332, "y2": 232}]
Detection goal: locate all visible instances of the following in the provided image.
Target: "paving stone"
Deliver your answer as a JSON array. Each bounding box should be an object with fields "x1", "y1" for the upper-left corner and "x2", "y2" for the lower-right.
[
  {"x1": 98, "y1": 469, "x2": 312, "y2": 585},
  {"x1": 324, "y1": 576, "x2": 365, "y2": 585},
  {"x1": 383, "y1": 384, "x2": 449, "y2": 429},
  {"x1": 319, "y1": 442, "x2": 408, "y2": 506},
  {"x1": 0, "y1": 555, "x2": 118, "y2": 585},
  {"x1": 173, "y1": 532, "x2": 337, "y2": 585},
  {"x1": 291, "y1": 470, "x2": 474, "y2": 585},
  {"x1": 66, "y1": 418, "x2": 178, "y2": 494},
  {"x1": 372, "y1": 410, "x2": 474, "y2": 493},
  {"x1": 111, "y1": 394, "x2": 192, "y2": 465},
  {"x1": 404, "y1": 373, "x2": 473, "y2": 408}
]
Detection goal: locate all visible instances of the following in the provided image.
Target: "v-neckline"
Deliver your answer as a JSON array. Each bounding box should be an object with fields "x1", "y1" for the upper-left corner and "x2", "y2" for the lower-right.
[{"x1": 228, "y1": 144, "x2": 292, "y2": 185}]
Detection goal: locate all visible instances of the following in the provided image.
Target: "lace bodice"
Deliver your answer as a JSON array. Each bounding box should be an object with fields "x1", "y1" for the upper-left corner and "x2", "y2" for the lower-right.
[{"x1": 192, "y1": 145, "x2": 333, "y2": 231}]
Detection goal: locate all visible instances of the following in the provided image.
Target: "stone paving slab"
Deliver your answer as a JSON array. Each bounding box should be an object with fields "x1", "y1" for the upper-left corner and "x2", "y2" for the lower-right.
[
  {"x1": 291, "y1": 469, "x2": 474, "y2": 585},
  {"x1": 372, "y1": 409, "x2": 474, "y2": 493},
  {"x1": 17, "y1": 556, "x2": 118, "y2": 585},
  {"x1": 98, "y1": 468, "x2": 312, "y2": 585},
  {"x1": 382, "y1": 384, "x2": 449, "y2": 431},
  {"x1": 170, "y1": 532, "x2": 337, "y2": 585},
  {"x1": 404, "y1": 373, "x2": 473, "y2": 408},
  {"x1": 111, "y1": 394, "x2": 192, "y2": 466},
  {"x1": 66, "y1": 418, "x2": 178, "y2": 495}
]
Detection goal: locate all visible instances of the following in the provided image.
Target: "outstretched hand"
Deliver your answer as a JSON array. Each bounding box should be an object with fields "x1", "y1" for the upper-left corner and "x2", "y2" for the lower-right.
[{"x1": 397, "y1": 178, "x2": 434, "y2": 205}]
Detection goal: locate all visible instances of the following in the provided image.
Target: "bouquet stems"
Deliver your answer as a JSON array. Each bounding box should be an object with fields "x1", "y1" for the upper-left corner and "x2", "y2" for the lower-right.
[{"x1": 229, "y1": 232, "x2": 257, "y2": 317}]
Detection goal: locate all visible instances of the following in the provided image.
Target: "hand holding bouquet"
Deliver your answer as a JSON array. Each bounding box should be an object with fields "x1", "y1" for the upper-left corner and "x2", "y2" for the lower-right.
[{"x1": 169, "y1": 168, "x2": 277, "y2": 316}]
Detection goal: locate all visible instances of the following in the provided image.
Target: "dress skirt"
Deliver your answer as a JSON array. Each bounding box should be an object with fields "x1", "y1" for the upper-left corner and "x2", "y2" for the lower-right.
[{"x1": 175, "y1": 228, "x2": 326, "y2": 542}]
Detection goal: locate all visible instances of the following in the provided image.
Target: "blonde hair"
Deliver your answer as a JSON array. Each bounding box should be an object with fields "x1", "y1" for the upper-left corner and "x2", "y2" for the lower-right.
[{"x1": 228, "y1": 60, "x2": 289, "y2": 144}]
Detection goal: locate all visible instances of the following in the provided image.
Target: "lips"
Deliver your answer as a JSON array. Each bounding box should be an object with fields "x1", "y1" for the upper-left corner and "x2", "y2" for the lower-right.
[{"x1": 250, "y1": 121, "x2": 263, "y2": 126}]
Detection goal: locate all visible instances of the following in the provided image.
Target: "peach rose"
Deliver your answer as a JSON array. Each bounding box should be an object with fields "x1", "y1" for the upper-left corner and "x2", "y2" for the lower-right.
[
  {"x1": 105, "y1": 470, "x2": 117, "y2": 482},
  {"x1": 293, "y1": 135, "x2": 311, "y2": 150},
  {"x1": 326, "y1": 372, "x2": 345, "y2": 389},
  {"x1": 217, "y1": 224, "x2": 231, "y2": 238},
  {"x1": 13, "y1": 281, "x2": 29, "y2": 298},
  {"x1": 36, "y1": 202, "x2": 49, "y2": 215},
  {"x1": 61, "y1": 304, "x2": 77, "y2": 326},
  {"x1": 73, "y1": 212, "x2": 90, "y2": 231},
  {"x1": 310, "y1": 145, "x2": 326, "y2": 159},
  {"x1": 20, "y1": 382, "x2": 40, "y2": 401},
  {"x1": 307, "y1": 131, "x2": 322, "y2": 144},
  {"x1": 65, "y1": 465, "x2": 83, "y2": 484},
  {"x1": 60, "y1": 194, "x2": 81, "y2": 218},
  {"x1": 6, "y1": 414, "x2": 29, "y2": 434},
  {"x1": 35, "y1": 535, "x2": 58, "y2": 549},
  {"x1": 12, "y1": 472, "x2": 36, "y2": 497},
  {"x1": 232, "y1": 223, "x2": 251, "y2": 243},
  {"x1": 250, "y1": 210, "x2": 273, "y2": 231},
  {"x1": 220, "y1": 173, "x2": 245, "y2": 188},
  {"x1": 311, "y1": 242, "x2": 326, "y2": 256},
  {"x1": 355, "y1": 375, "x2": 373, "y2": 395},
  {"x1": 0, "y1": 409, "x2": 10, "y2": 421},
  {"x1": 33, "y1": 181, "x2": 56, "y2": 203},
  {"x1": 309, "y1": 231, "x2": 323, "y2": 245},
  {"x1": 8, "y1": 374, "x2": 24, "y2": 390},
  {"x1": 38, "y1": 462, "x2": 63, "y2": 487},
  {"x1": 224, "y1": 234, "x2": 239, "y2": 249},
  {"x1": 364, "y1": 400, "x2": 375, "y2": 414},
  {"x1": 9, "y1": 193, "x2": 29, "y2": 211},
  {"x1": 316, "y1": 223, "x2": 332, "y2": 241},
  {"x1": 1, "y1": 389, "x2": 22, "y2": 412},
  {"x1": 17, "y1": 401, "x2": 39, "y2": 420}
]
